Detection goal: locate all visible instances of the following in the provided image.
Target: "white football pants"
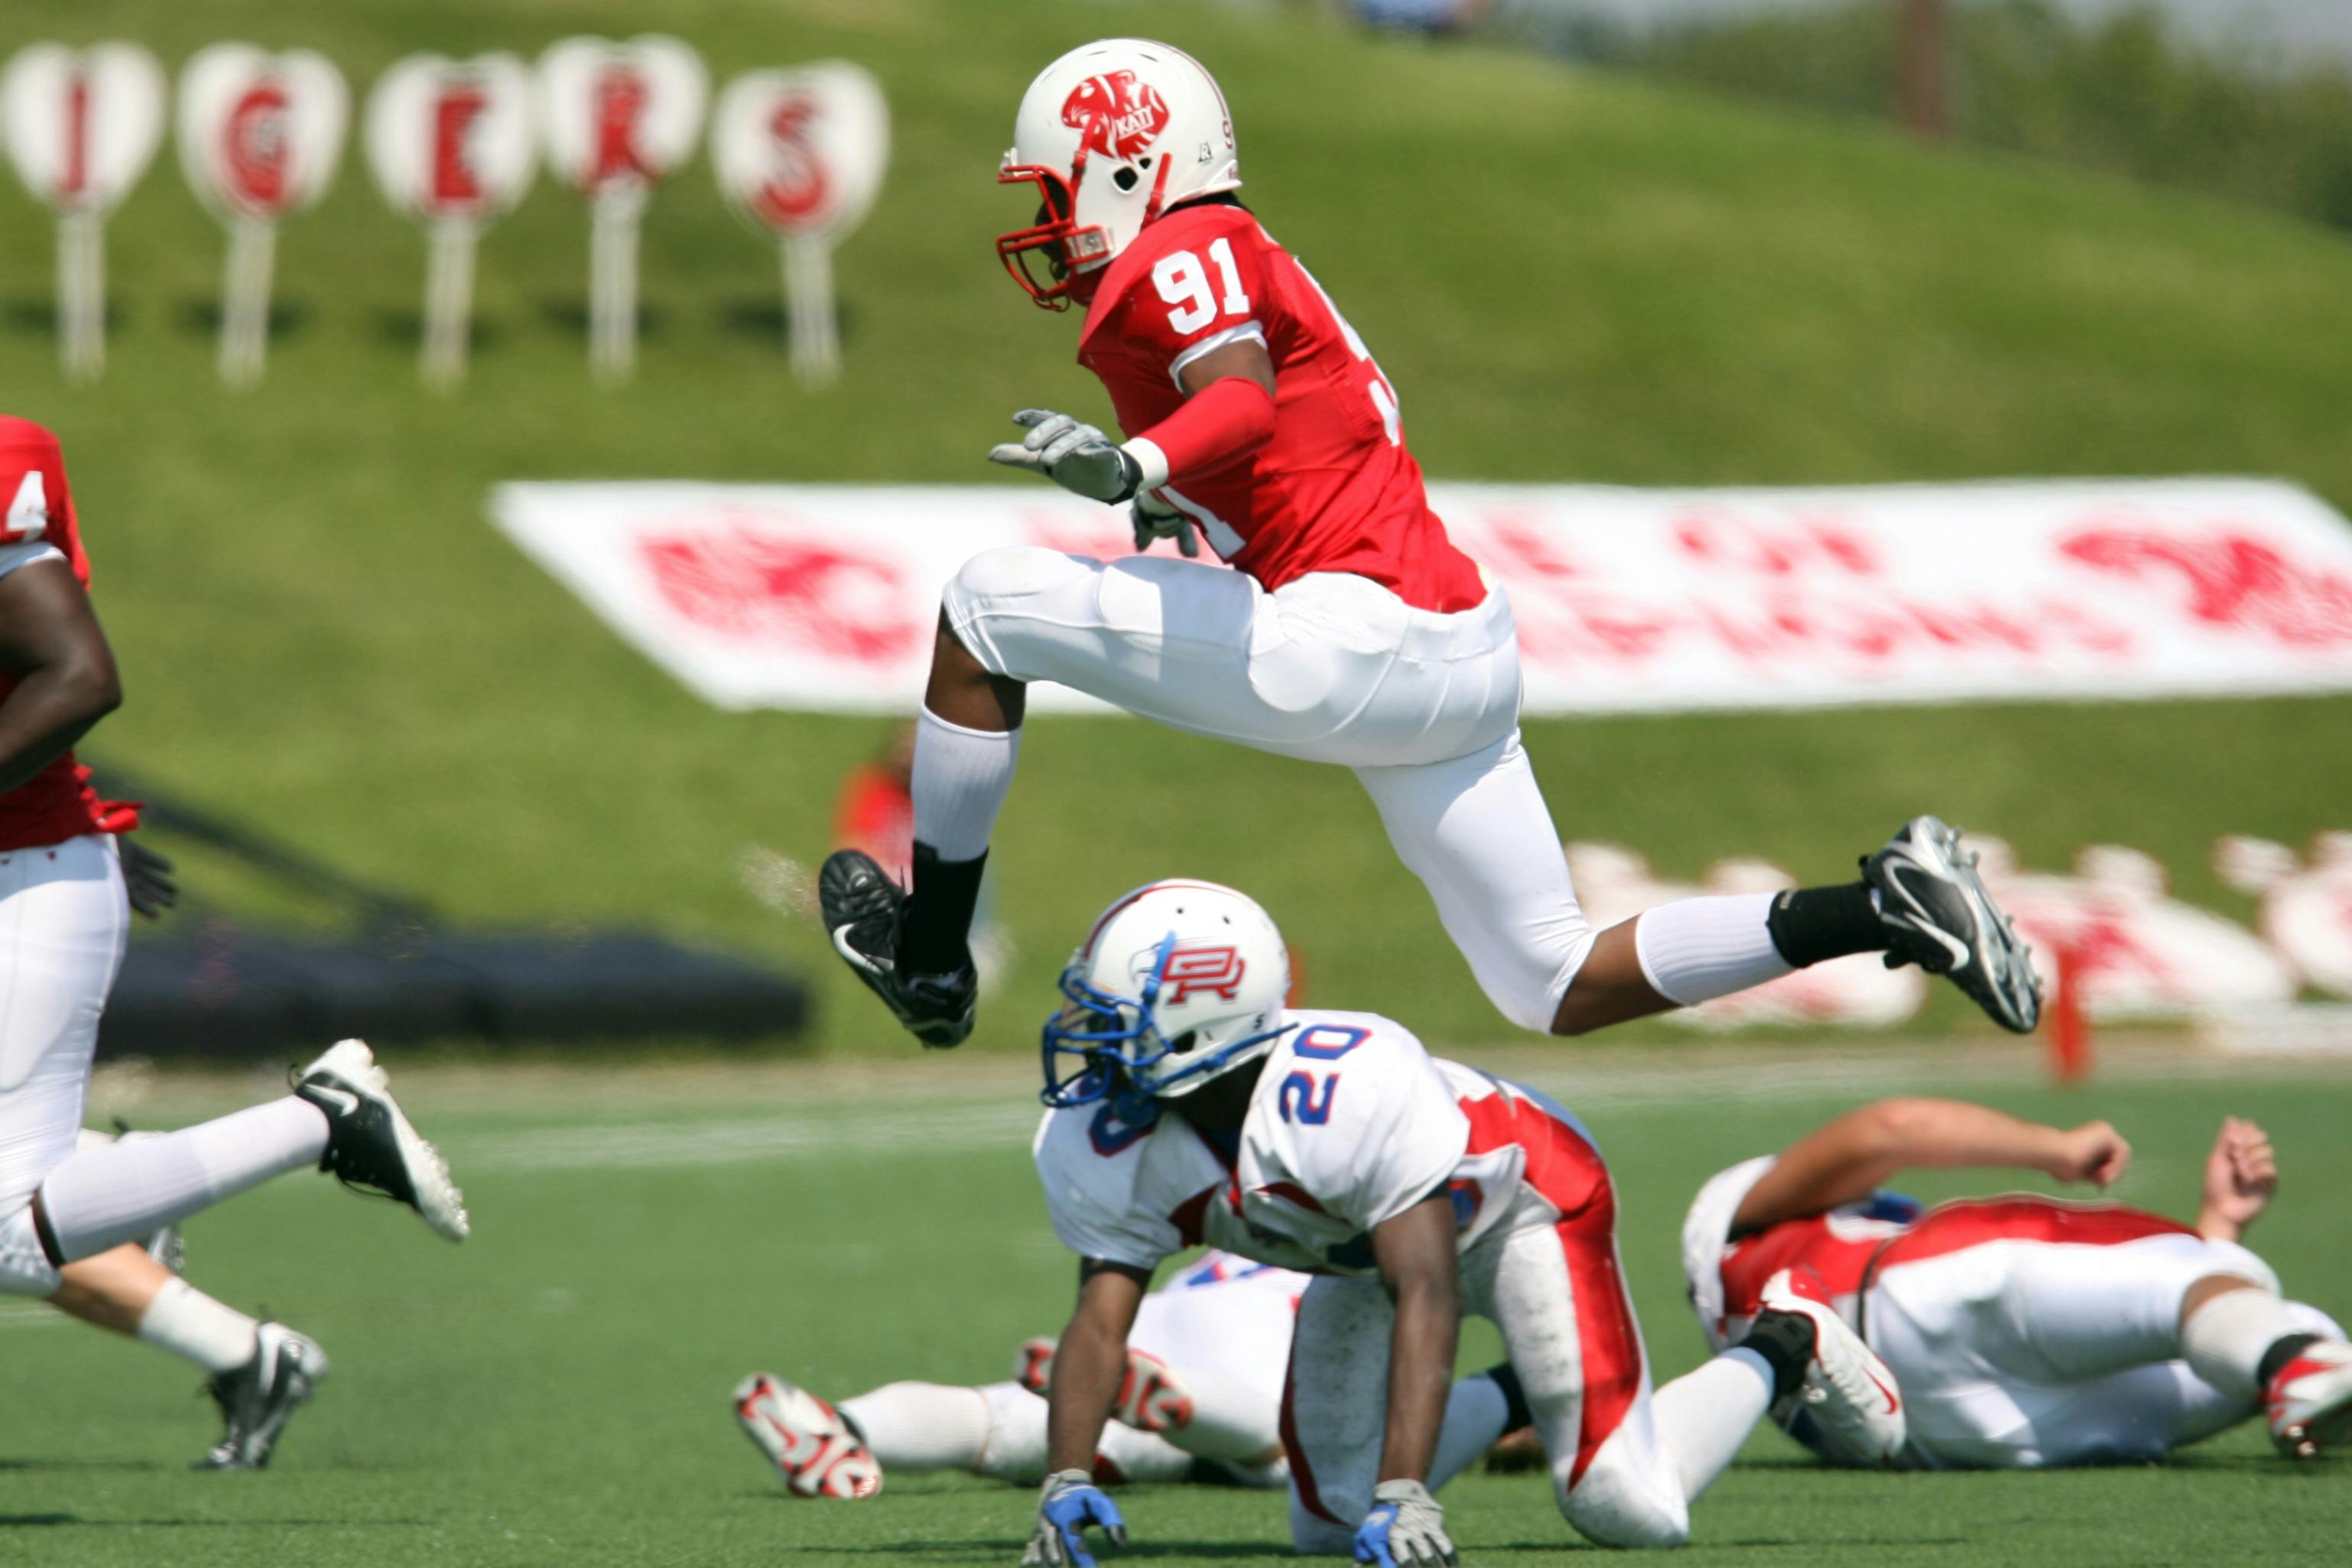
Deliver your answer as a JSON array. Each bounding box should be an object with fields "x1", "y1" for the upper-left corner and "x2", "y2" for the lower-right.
[
  {"x1": 1868, "y1": 1231, "x2": 2344, "y2": 1469},
  {"x1": 1282, "y1": 1112, "x2": 1771, "y2": 1552},
  {"x1": 943, "y1": 550, "x2": 1593, "y2": 1030}
]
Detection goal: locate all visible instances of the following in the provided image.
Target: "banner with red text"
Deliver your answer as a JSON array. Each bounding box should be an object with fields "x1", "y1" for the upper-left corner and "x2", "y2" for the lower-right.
[{"x1": 489, "y1": 478, "x2": 2352, "y2": 714}]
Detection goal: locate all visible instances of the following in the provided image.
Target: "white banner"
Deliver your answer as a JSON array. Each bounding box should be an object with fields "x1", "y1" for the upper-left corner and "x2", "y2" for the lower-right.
[{"x1": 489, "y1": 478, "x2": 2352, "y2": 715}]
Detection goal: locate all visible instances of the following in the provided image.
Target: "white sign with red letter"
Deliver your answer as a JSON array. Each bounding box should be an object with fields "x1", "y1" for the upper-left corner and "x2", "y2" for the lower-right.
[
  {"x1": 2, "y1": 43, "x2": 167, "y2": 381},
  {"x1": 488, "y1": 477, "x2": 2352, "y2": 715},
  {"x1": 536, "y1": 36, "x2": 706, "y2": 381},
  {"x1": 711, "y1": 63, "x2": 889, "y2": 385},
  {"x1": 366, "y1": 54, "x2": 537, "y2": 387},
  {"x1": 177, "y1": 44, "x2": 348, "y2": 386}
]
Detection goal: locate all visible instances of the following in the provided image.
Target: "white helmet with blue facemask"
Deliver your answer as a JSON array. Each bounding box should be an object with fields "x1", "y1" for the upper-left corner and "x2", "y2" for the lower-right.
[{"x1": 1043, "y1": 879, "x2": 1293, "y2": 1118}]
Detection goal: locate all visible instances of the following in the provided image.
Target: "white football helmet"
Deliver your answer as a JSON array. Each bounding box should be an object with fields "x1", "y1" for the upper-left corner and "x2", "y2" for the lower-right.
[
  {"x1": 1042, "y1": 879, "x2": 1291, "y2": 1112},
  {"x1": 996, "y1": 38, "x2": 1240, "y2": 310}
]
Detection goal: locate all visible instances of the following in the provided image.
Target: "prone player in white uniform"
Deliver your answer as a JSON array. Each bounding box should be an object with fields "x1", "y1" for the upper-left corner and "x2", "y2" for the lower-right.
[
  {"x1": 733, "y1": 1249, "x2": 1311, "y2": 1497},
  {"x1": 999, "y1": 880, "x2": 1905, "y2": 1567},
  {"x1": 1681, "y1": 1097, "x2": 2352, "y2": 1469}
]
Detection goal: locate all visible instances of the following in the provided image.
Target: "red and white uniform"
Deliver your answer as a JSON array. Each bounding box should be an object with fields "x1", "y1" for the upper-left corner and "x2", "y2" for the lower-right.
[
  {"x1": 0, "y1": 418, "x2": 135, "y2": 1290},
  {"x1": 1035, "y1": 1010, "x2": 1714, "y2": 1550},
  {"x1": 1681, "y1": 1158, "x2": 2344, "y2": 1469},
  {"x1": 953, "y1": 213, "x2": 1595, "y2": 1031}
]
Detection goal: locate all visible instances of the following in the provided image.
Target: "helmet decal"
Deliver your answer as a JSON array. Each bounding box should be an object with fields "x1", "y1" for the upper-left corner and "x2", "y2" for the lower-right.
[
  {"x1": 1060, "y1": 70, "x2": 1168, "y2": 164},
  {"x1": 1158, "y1": 946, "x2": 1246, "y2": 1005}
]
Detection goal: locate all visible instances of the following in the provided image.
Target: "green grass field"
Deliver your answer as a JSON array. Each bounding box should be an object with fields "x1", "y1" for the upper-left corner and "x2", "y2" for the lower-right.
[
  {"x1": 5, "y1": 1, "x2": 2352, "y2": 1054},
  {"x1": 5, "y1": 1047, "x2": 2347, "y2": 1566}
]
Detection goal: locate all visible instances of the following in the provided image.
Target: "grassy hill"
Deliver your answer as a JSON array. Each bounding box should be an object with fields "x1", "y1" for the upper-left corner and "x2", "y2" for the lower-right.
[{"x1": 8, "y1": 0, "x2": 2351, "y2": 1055}]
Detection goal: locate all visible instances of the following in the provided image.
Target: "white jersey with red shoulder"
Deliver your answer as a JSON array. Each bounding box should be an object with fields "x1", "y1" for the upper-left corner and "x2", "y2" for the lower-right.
[
  {"x1": 1681, "y1": 1156, "x2": 2204, "y2": 1354},
  {"x1": 1074, "y1": 203, "x2": 1486, "y2": 615},
  {"x1": 0, "y1": 417, "x2": 135, "y2": 853},
  {"x1": 1033, "y1": 1007, "x2": 1584, "y2": 1276}
]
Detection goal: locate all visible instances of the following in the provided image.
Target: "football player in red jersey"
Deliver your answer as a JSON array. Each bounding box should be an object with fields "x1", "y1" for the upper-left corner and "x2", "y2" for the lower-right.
[
  {"x1": 818, "y1": 40, "x2": 2041, "y2": 1050},
  {"x1": 1682, "y1": 1098, "x2": 2352, "y2": 1466},
  {"x1": 0, "y1": 417, "x2": 468, "y2": 1465}
]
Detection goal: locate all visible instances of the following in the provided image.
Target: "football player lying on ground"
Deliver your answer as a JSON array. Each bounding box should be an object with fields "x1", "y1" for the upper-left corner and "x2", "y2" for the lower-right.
[
  {"x1": 0, "y1": 416, "x2": 466, "y2": 1425},
  {"x1": 733, "y1": 1250, "x2": 1539, "y2": 1501},
  {"x1": 819, "y1": 39, "x2": 2041, "y2": 1050},
  {"x1": 47, "y1": 1128, "x2": 335, "y2": 1469},
  {"x1": 1681, "y1": 1097, "x2": 2352, "y2": 1468},
  {"x1": 1011, "y1": 880, "x2": 1905, "y2": 1568}
]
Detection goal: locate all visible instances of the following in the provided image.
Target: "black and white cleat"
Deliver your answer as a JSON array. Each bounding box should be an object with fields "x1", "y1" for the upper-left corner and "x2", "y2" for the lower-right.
[
  {"x1": 817, "y1": 849, "x2": 976, "y2": 1050},
  {"x1": 294, "y1": 1039, "x2": 469, "y2": 1241},
  {"x1": 1863, "y1": 815, "x2": 2043, "y2": 1034},
  {"x1": 194, "y1": 1322, "x2": 327, "y2": 1471}
]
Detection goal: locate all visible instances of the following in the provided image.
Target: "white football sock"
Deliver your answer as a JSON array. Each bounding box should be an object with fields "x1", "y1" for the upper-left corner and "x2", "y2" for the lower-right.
[
  {"x1": 37, "y1": 1099, "x2": 329, "y2": 1262},
  {"x1": 840, "y1": 1381, "x2": 993, "y2": 1473},
  {"x1": 1428, "y1": 1372, "x2": 1515, "y2": 1491},
  {"x1": 970, "y1": 1381, "x2": 1049, "y2": 1482},
  {"x1": 1651, "y1": 1348, "x2": 1775, "y2": 1501},
  {"x1": 1154, "y1": 1363, "x2": 1282, "y2": 1463},
  {"x1": 2181, "y1": 1283, "x2": 2322, "y2": 1400},
  {"x1": 910, "y1": 708, "x2": 1020, "y2": 862},
  {"x1": 138, "y1": 1277, "x2": 261, "y2": 1375},
  {"x1": 1634, "y1": 894, "x2": 1793, "y2": 1008}
]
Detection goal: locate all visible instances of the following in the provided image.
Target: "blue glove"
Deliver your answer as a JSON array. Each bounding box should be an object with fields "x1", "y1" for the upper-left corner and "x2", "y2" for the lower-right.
[
  {"x1": 1354, "y1": 1479, "x2": 1457, "y2": 1567},
  {"x1": 1022, "y1": 1469, "x2": 1128, "y2": 1567}
]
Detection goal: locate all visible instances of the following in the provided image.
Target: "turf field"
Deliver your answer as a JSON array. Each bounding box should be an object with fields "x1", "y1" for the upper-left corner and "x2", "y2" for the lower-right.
[
  {"x1": 8, "y1": 0, "x2": 2352, "y2": 1055},
  {"x1": 5, "y1": 1045, "x2": 2347, "y2": 1566}
]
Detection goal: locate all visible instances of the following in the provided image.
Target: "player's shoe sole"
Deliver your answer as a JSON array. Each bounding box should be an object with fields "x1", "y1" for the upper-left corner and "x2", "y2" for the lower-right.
[
  {"x1": 1758, "y1": 1267, "x2": 1905, "y2": 1466},
  {"x1": 733, "y1": 1372, "x2": 882, "y2": 1498},
  {"x1": 817, "y1": 849, "x2": 977, "y2": 1050},
  {"x1": 195, "y1": 1322, "x2": 326, "y2": 1471},
  {"x1": 2268, "y1": 1341, "x2": 2352, "y2": 1459},
  {"x1": 1015, "y1": 1336, "x2": 1057, "y2": 1397},
  {"x1": 294, "y1": 1040, "x2": 469, "y2": 1242},
  {"x1": 1863, "y1": 815, "x2": 2042, "y2": 1034}
]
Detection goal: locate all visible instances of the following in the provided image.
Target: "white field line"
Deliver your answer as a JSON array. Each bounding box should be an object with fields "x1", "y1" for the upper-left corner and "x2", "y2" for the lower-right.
[{"x1": 446, "y1": 1044, "x2": 2329, "y2": 1177}]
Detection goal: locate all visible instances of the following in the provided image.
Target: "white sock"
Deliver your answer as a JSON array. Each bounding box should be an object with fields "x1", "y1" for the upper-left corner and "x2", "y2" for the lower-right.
[
  {"x1": 1633, "y1": 894, "x2": 1793, "y2": 1008},
  {"x1": 2181, "y1": 1284, "x2": 2321, "y2": 1401},
  {"x1": 1651, "y1": 1348, "x2": 1774, "y2": 1501},
  {"x1": 1094, "y1": 1420, "x2": 1195, "y2": 1484},
  {"x1": 1428, "y1": 1373, "x2": 1514, "y2": 1491},
  {"x1": 1155, "y1": 1364, "x2": 1282, "y2": 1463},
  {"x1": 38, "y1": 1099, "x2": 329, "y2": 1261},
  {"x1": 137, "y1": 1277, "x2": 261, "y2": 1374},
  {"x1": 910, "y1": 708, "x2": 1020, "y2": 862},
  {"x1": 840, "y1": 1381, "x2": 994, "y2": 1473}
]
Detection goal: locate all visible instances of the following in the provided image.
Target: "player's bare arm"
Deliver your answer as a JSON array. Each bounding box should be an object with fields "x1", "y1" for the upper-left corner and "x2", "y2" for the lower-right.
[
  {"x1": 1731, "y1": 1098, "x2": 2129, "y2": 1235},
  {"x1": 1372, "y1": 1190, "x2": 1462, "y2": 1487},
  {"x1": 1025, "y1": 1257, "x2": 1145, "y2": 1566},
  {"x1": 0, "y1": 557, "x2": 121, "y2": 793}
]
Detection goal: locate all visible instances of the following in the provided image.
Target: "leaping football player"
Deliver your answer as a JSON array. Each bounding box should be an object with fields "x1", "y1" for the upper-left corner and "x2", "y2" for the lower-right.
[
  {"x1": 1681, "y1": 1097, "x2": 2352, "y2": 1468},
  {"x1": 1012, "y1": 880, "x2": 1905, "y2": 1567},
  {"x1": 817, "y1": 39, "x2": 2040, "y2": 1050},
  {"x1": 0, "y1": 416, "x2": 468, "y2": 1464}
]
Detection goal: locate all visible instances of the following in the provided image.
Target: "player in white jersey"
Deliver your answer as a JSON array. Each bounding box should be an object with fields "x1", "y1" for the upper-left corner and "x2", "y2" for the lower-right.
[
  {"x1": 1681, "y1": 1097, "x2": 2352, "y2": 1469},
  {"x1": 1013, "y1": 879, "x2": 1905, "y2": 1568},
  {"x1": 732, "y1": 1249, "x2": 1308, "y2": 1497}
]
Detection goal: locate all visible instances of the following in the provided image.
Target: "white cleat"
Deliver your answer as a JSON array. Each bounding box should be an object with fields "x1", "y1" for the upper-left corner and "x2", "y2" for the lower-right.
[
  {"x1": 1012, "y1": 1336, "x2": 1194, "y2": 1434},
  {"x1": 2267, "y1": 1339, "x2": 2352, "y2": 1459},
  {"x1": 1759, "y1": 1266, "x2": 1906, "y2": 1466},
  {"x1": 733, "y1": 1373, "x2": 882, "y2": 1499},
  {"x1": 293, "y1": 1040, "x2": 469, "y2": 1242}
]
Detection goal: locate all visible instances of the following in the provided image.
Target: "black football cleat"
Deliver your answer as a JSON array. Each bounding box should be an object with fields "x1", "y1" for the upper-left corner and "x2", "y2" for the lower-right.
[
  {"x1": 818, "y1": 849, "x2": 977, "y2": 1049},
  {"x1": 1863, "y1": 816, "x2": 2042, "y2": 1034},
  {"x1": 293, "y1": 1040, "x2": 469, "y2": 1241},
  {"x1": 194, "y1": 1322, "x2": 326, "y2": 1471}
]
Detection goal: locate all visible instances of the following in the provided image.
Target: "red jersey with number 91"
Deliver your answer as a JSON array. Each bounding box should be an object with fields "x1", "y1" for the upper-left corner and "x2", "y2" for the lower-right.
[
  {"x1": 0, "y1": 417, "x2": 135, "y2": 852},
  {"x1": 1077, "y1": 203, "x2": 1486, "y2": 615}
]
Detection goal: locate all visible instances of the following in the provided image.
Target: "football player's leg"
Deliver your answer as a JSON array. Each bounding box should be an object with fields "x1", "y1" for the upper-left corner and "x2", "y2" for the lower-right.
[
  {"x1": 1282, "y1": 1274, "x2": 1392, "y2": 1555},
  {"x1": 1126, "y1": 1280, "x2": 1288, "y2": 1464},
  {"x1": 837, "y1": 1381, "x2": 998, "y2": 1475},
  {"x1": 31, "y1": 1097, "x2": 332, "y2": 1266},
  {"x1": 50, "y1": 1242, "x2": 259, "y2": 1374}
]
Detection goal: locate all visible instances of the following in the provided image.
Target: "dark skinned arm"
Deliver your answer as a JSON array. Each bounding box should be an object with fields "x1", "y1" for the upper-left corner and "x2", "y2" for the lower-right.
[
  {"x1": 0, "y1": 557, "x2": 120, "y2": 794},
  {"x1": 1045, "y1": 1258, "x2": 1152, "y2": 1475},
  {"x1": 1730, "y1": 1097, "x2": 2132, "y2": 1237},
  {"x1": 1371, "y1": 1190, "x2": 1462, "y2": 1485}
]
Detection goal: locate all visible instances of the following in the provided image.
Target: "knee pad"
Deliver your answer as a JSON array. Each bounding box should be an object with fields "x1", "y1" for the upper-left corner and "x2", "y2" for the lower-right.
[{"x1": 944, "y1": 546, "x2": 1091, "y2": 613}]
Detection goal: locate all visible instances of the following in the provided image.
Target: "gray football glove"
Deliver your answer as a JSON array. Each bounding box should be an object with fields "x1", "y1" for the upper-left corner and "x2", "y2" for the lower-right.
[
  {"x1": 1353, "y1": 1479, "x2": 1456, "y2": 1568},
  {"x1": 988, "y1": 409, "x2": 1143, "y2": 504},
  {"x1": 1129, "y1": 492, "x2": 1199, "y2": 557}
]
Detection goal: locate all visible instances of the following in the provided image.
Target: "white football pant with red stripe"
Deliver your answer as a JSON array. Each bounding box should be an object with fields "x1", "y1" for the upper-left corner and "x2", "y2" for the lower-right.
[
  {"x1": 1283, "y1": 1134, "x2": 1773, "y2": 1550},
  {"x1": 1869, "y1": 1231, "x2": 2343, "y2": 1468},
  {"x1": 944, "y1": 551, "x2": 1593, "y2": 1030}
]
